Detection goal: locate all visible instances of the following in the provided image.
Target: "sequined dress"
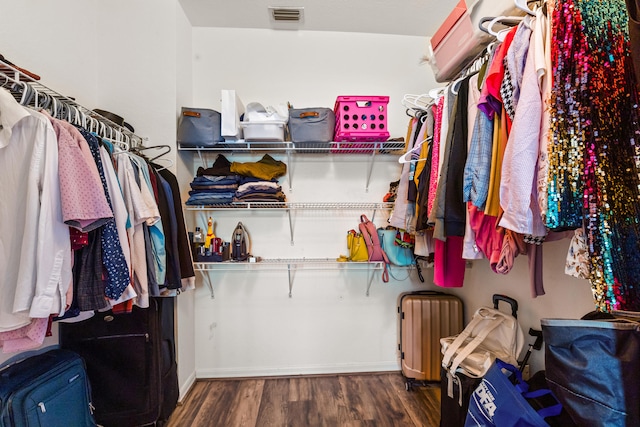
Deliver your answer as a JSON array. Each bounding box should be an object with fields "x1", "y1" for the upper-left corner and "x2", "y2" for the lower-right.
[{"x1": 548, "y1": 0, "x2": 640, "y2": 311}]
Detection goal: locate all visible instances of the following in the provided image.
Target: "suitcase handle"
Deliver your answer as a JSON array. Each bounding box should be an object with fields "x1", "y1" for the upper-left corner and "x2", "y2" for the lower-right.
[
  {"x1": 493, "y1": 294, "x2": 518, "y2": 318},
  {"x1": 409, "y1": 290, "x2": 445, "y2": 295}
]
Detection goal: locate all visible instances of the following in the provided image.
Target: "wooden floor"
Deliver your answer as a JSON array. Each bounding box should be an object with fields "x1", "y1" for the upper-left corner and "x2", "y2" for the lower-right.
[{"x1": 166, "y1": 372, "x2": 441, "y2": 427}]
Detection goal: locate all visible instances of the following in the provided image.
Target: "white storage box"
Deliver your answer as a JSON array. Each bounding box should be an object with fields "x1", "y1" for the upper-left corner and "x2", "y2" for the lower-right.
[{"x1": 240, "y1": 121, "x2": 287, "y2": 142}]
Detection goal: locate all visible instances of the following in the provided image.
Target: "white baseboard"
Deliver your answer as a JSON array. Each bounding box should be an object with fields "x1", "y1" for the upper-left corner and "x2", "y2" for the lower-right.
[
  {"x1": 178, "y1": 371, "x2": 197, "y2": 402},
  {"x1": 196, "y1": 361, "x2": 401, "y2": 379}
]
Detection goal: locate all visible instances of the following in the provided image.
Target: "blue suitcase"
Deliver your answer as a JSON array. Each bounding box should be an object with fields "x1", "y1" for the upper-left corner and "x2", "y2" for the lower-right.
[{"x1": 0, "y1": 348, "x2": 96, "y2": 427}]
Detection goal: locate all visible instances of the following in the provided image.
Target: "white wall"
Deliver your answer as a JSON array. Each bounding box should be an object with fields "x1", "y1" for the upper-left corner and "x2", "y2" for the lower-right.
[
  {"x1": 175, "y1": 2, "x2": 198, "y2": 400},
  {"x1": 191, "y1": 28, "x2": 433, "y2": 138},
  {"x1": 187, "y1": 27, "x2": 597, "y2": 378}
]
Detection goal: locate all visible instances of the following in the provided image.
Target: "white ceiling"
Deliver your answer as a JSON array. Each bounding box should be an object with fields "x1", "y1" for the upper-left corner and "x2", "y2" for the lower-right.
[{"x1": 179, "y1": 0, "x2": 459, "y2": 37}]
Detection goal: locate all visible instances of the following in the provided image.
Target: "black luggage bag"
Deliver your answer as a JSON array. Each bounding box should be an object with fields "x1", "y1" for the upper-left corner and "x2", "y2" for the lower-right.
[
  {"x1": 59, "y1": 296, "x2": 178, "y2": 427},
  {"x1": 0, "y1": 348, "x2": 96, "y2": 427},
  {"x1": 439, "y1": 367, "x2": 481, "y2": 427}
]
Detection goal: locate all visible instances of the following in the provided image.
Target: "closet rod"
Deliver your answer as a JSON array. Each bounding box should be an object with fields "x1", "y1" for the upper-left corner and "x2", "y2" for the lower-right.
[
  {"x1": 0, "y1": 58, "x2": 145, "y2": 147},
  {"x1": 450, "y1": 43, "x2": 493, "y2": 86}
]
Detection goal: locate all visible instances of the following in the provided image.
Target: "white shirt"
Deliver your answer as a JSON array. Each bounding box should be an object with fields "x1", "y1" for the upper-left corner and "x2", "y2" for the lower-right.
[
  {"x1": 499, "y1": 18, "x2": 546, "y2": 237},
  {"x1": 0, "y1": 89, "x2": 71, "y2": 332},
  {"x1": 116, "y1": 153, "x2": 160, "y2": 308},
  {"x1": 100, "y1": 146, "x2": 137, "y2": 306}
]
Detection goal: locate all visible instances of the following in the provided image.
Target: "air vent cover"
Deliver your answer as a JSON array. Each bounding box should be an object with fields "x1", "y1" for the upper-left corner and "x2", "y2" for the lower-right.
[{"x1": 269, "y1": 6, "x2": 304, "y2": 22}]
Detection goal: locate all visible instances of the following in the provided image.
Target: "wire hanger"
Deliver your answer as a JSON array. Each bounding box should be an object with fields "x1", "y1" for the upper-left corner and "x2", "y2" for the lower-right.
[{"x1": 132, "y1": 144, "x2": 172, "y2": 162}]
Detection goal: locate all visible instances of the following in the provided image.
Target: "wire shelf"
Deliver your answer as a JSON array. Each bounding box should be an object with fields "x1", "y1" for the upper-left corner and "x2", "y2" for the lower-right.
[
  {"x1": 178, "y1": 140, "x2": 405, "y2": 154},
  {"x1": 185, "y1": 202, "x2": 395, "y2": 211},
  {"x1": 193, "y1": 258, "x2": 385, "y2": 271}
]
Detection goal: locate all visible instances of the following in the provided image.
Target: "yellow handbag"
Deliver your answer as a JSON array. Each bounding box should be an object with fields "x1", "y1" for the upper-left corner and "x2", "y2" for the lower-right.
[{"x1": 347, "y1": 229, "x2": 369, "y2": 262}]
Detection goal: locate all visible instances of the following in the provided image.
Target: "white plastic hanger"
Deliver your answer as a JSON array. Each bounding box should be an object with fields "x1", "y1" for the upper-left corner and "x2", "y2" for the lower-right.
[
  {"x1": 428, "y1": 87, "x2": 445, "y2": 99},
  {"x1": 488, "y1": 15, "x2": 524, "y2": 42},
  {"x1": 514, "y1": 0, "x2": 536, "y2": 16},
  {"x1": 402, "y1": 94, "x2": 433, "y2": 112},
  {"x1": 398, "y1": 136, "x2": 431, "y2": 164}
]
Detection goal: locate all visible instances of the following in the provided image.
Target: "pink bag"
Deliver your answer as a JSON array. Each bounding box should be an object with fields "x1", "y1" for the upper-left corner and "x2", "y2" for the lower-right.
[{"x1": 359, "y1": 214, "x2": 390, "y2": 282}]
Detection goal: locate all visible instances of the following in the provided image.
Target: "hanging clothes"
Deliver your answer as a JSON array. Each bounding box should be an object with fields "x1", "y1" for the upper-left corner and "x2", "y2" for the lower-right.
[
  {"x1": 462, "y1": 73, "x2": 485, "y2": 260},
  {"x1": 389, "y1": 118, "x2": 420, "y2": 230},
  {"x1": 548, "y1": 0, "x2": 640, "y2": 311},
  {"x1": 499, "y1": 16, "x2": 547, "y2": 239},
  {"x1": 0, "y1": 89, "x2": 71, "y2": 349},
  {"x1": 154, "y1": 168, "x2": 196, "y2": 291},
  {"x1": 116, "y1": 152, "x2": 159, "y2": 309}
]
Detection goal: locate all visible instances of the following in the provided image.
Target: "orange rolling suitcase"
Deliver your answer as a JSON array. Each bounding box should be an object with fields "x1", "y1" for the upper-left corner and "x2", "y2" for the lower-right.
[{"x1": 398, "y1": 291, "x2": 464, "y2": 390}]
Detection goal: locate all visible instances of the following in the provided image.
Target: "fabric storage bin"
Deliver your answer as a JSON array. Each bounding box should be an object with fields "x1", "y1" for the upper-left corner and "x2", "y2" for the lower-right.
[
  {"x1": 289, "y1": 108, "x2": 335, "y2": 144},
  {"x1": 333, "y1": 96, "x2": 390, "y2": 142},
  {"x1": 240, "y1": 121, "x2": 287, "y2": 142},
  {"x1": 177, "y1": 107, "x2": 224, "y2": 148}
]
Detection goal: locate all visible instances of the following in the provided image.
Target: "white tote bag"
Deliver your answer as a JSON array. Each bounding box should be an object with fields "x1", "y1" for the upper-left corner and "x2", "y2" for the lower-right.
[
  {"x1": 221, "y1": 89, "x2": 245, "y2": 140},
  {"x1": 440, "y1": 300, "x2": 525, "y2": 379}
]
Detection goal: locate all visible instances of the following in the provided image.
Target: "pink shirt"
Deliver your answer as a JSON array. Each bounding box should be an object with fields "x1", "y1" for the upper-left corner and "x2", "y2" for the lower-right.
[{"x1": 47, "y1": 115, "x2": 112, "y2": 231}]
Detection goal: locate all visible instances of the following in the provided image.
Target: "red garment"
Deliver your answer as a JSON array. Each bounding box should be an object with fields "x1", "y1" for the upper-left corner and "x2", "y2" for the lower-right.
[
  {"x1": 147, "y1": 164, "x2": 159, "y2": 201},
  {"x1": 70, "y1": 227, "x2": 89, "y2": 250},
  {"x1": 486, "y1": 26, "x2": 519, "y2": 103},
  {"x1": 496, "y1": 229, "x2": 528, "y2": 274},
  {"x1": 478, "y1": 26, "x2": 519, "y2": 123},
  {"x1": 112, "y1": 300, "x2": 134, "y2": 314},
  {"x1": 433, "y1": 236, "x2": 465, "y2": 287},
  {"x1": 468, "y1": 203, "x2": 505, "y2": 272}
]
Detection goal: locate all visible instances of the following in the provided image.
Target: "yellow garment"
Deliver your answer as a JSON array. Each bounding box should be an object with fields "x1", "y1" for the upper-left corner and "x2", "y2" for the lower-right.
[
  {"x1": 230, "y1": 154, "x2": 287, "y2": 181},
  {"x1": 404, "y1": 117, "x2": 415, "y2": 154},
  {"x1": 413, "y1": 120, "x2": 430, "y2": 221},
  {"x1": 485, "y1": 108, "x2": 508, "y2": 217}
]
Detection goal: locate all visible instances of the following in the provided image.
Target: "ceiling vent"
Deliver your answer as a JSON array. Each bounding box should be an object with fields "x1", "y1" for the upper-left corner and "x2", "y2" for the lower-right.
[{"x1": 269, "y1": 6, "x2": 304, "y2": 22}]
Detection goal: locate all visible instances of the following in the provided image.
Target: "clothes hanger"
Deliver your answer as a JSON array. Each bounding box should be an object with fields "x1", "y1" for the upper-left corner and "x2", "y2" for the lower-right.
[
  {"x1": 402, "y1": 94, "x2": 433, "y2": 111},
  {"x1": 398, "y1": 136, "x2": 431, "y2": 164},
  {"x1": 132, "y1": 144, "x2": 172, "y2": 162},
  {"x1": 514, "y1": 0, "x2": 537, "y2": 16},
  {"x1": 0, "y1": 73, "x2": 9, "y2": 89},
  {"x1": 18, "y1": 82, "x2": 35, "y2": 106},
  {"x1": 150, "y1": 156, "x2": 174, "y2": 172},
  {"x1": 428, "y1": 87, "x2": 445, "y2": 99},
  {"x1": 488, "y1": 16, "x2": 524, "y2": 42},
  {"x1": 39, "y1": 92, "x2": 51, "y2": 110}
]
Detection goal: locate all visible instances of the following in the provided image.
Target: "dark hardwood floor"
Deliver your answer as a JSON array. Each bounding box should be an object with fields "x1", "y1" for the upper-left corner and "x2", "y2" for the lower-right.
[{"x1": 166, "y1": 372, "x2": 441, "y2": 427}]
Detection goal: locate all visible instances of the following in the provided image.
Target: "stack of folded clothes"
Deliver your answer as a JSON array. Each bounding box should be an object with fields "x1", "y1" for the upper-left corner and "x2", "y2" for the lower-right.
[
  {"x1": 234, "y1": 180, "x2": 286, "y2": 203},
  {"x1": 186, "y1": 154, "x2": 238, "y2": 206},
  {"x1": 185, "y1": 174, "x2": 238, "y2": 205},
  {"x1": 185, "y1": 154, "x2": 288, "y2": 206}
]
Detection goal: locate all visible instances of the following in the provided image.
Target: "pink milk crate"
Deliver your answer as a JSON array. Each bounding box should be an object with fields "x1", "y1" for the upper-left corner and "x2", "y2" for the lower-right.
[{"x1": 333, "y1": 96, "x2": 390, "y2": 144}]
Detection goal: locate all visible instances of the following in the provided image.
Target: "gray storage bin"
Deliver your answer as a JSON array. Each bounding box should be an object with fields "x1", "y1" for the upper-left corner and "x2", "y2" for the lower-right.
[
  {"x1": 177, "y1": 107, "x2": 224, "y2": 148},
  {"x1": 289, "y1": 108, "x2": 335, "y2": 143}
]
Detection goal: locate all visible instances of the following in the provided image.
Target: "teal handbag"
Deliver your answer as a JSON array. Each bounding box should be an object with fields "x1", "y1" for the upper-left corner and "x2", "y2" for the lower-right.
[{"x1": 377, "y1": 228, "x2": 415, "y2": 266}]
